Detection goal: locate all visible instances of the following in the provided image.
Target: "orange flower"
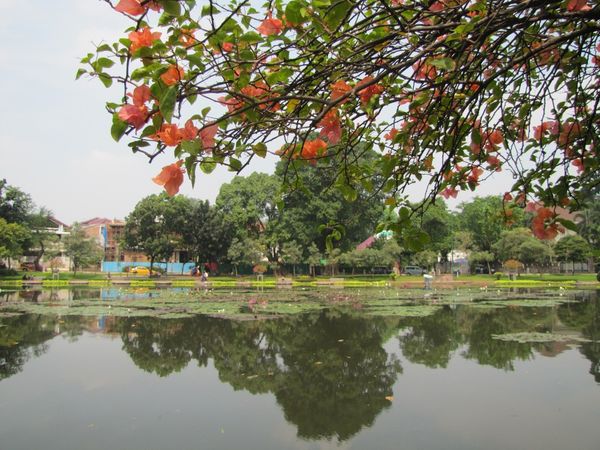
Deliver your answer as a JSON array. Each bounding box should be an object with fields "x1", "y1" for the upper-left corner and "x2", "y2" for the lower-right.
[
  {"x1": 413, "y1": 60, "x2": 437, "y2": 81},
  {"x1": 384, "y1": 128, "x2": 399, "y2": 141},
  {"x1": 219, "y1": 96, "x2": 243, "y2": 114},
  {"x1": 331, "y1": 80, "x2": 352, "y2": 103},
  {"x1": 558, "y1": 121, "x2": 583, "y2": 147},
  {"x1": 531, "y1": 207, "x2": 563, "y2": 240},
  {"x1": 240, "y1": 81, "x2": 279, "y2": 110},
  {"x1": 115, "y1": 0, "x2": 145, "y2": 15},
  {"x1": 152, "y1": 160, "x2": 185, "y2": 197},
  {"x1": 357, "y1": 76, "x2": 384, "y2": 105},
  {"x1": 128, "y1": 84, "x2": 151, "y2": 107},
  {"x1": 118, "y1": 104, "x2": 148, "y2": 129},
  {"x1": 114, "y1": 0, "x2": 161, "y2": 15},
  {"x1": 154, "y1": 123, "x2": 181, "y2": 146},
  {"x1": 200, "y1": 123, "x2": 219, "y2": 150},
  {"x1": 179, "y1": 29, "x2": 197, "y2": 48},
  {"x1": 258, "y1": 12, "x2": 284, "y2": 36},
  {"x1": 488, "y1": 130, "x2": 504, "y2": 146},
  {"x1": 567, "y1": 0, "x2": 591, "y2": 11},
  {"x1": 318, "y1": 109, "x2": 342, "y2": 144},
  {"x1": 533, "y1": 121, "x2": 558, "y2": 141},
  {"x1": 160, "y1": 65, "x2": 185, "y2": 86},
  {"x1": 128, "y1": 27, "x2": 161, "y2": 53},
  {"x1": 301, "y1": 139, "x2": 327, "y2": 160},
  {"x1": 179, "y1": 119, "x2": 198, "y2": 141},
  {"x1": 467, "y1": 166, "x2": 484, "y2": 185},
  {"x1": 441, "y1": 187, "x2": 458, "y2": 199},
  {"x1": 487, "y1": 155, "x2": 502, "y2": 171},
  {"x1": 572, "y1": 158, "x2": 585, "y2": 173}
]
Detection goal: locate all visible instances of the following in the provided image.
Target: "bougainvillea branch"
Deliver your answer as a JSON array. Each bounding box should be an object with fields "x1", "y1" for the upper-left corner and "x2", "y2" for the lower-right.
[{"x1": 79, "y1": 0, "x2": 600, "y2": 241}]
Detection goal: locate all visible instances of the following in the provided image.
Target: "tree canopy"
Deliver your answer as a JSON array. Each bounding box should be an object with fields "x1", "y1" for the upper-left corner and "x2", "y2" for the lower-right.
[{"x1": 82, "y1": 0, "x2": 600, "y2": 242}]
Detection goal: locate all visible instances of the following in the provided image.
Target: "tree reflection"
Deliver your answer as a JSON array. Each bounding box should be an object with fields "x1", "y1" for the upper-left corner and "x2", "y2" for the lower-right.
[
  {"x1": 0, "y1": 314, "x2": 56, "y2": 380},
  {"x1": 398, "y1": 306, "x2": 462, "y2": 368},
  {"x1": 111, "y1": 311, "x2": 402, "y2": 441},
  {"x1": 557, "y1": 291, "x2": 600, "y2": 382}
]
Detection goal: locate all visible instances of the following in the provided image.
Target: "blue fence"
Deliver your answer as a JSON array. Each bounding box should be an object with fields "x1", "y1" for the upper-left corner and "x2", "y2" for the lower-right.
[{"x1": 101, "y1": 261, "x2": 196, "y2": 274}]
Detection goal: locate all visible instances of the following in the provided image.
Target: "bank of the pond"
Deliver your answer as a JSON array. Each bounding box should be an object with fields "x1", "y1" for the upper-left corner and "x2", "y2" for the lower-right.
[{"x1": 0, "y1": 273, "x2": 598, "y2": 289}]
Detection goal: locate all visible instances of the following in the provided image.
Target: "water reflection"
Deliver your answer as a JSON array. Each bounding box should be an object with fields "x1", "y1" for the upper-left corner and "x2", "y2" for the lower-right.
[{"x1": 0, "y1": 289, "x2": 599, "y2": 442}]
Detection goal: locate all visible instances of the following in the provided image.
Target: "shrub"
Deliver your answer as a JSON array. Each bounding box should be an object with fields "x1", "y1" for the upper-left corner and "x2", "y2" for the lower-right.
[{"x1": 0, "y1": 268, "x2": 18, "y2": 277}]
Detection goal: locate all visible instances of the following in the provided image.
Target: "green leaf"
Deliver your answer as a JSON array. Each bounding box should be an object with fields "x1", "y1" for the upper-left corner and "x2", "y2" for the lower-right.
[
  {"x1": 228, "y1": 157, "x2": 242, "y2": 171},
  {"x1": 339, "y1": 184, "x2": 357, "y2": 202},
  {"x1": 161, "y1": 0, "x2": 181, "y2": 16},
  {"x1": 182, "y1": 139, "x2": 202, "y2": 156},
  {"x1": 324, "y1": 0, "x2": 351, "y2": 29},
  {"x1": 285, "y1": 1, "x2": 305, "y2": 25},
  {"x1": 75, "y1": 68, "x2": 86, "y2": 80},
  {"x1": 96, "y1": 44, "x2": 111, "y2": 53},
  {"x1": 201, "y1": 4, "x2": 219, "y2": 17},
  {"x1": 111, "y1": 113, "x2": 127, "y2": 142},
  {"x1": 556, "y1": 218, "x2": 578, "y2": 232},
  {"x1": 240, "y1": 32, "x2": 262, "y2": 44},
  {"x1": 184, "y1": 155, "x2": 196, "y2": 186},
  {"x1": 159, "y1": 85, "x2": 178, "y2": 123},
  {"x1": 96, "y1": 57, "x2": 114, "y2": 69},
  {"x1": 98, "y1": 73, "x2": 113, "y2": 87},
  {"x1": 253, "y1": 143, "x2": 267, "y2": 158},
  {"x1": 428, "y1": 57, "x2": 455, "y2": 71},
  {"x1": 200, "y1": 159, "x2": 217, "y2": 174}
]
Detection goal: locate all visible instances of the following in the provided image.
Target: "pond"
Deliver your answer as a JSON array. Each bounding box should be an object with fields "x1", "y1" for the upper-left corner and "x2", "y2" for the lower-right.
[{"x1": 0, "y1": 287, "x2": 599, "y2": 450}]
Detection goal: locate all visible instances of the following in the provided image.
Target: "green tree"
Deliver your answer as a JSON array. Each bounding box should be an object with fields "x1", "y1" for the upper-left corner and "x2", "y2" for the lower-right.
[
  {"x1": 413, "y1": 250, "x2": 438, "y2": 271},
  {"x1": 23, "y1": 209, "x2": 58, "y2": 271},
  {"x1": 419, "y1": 200, "x2": 455, "y2": 260},
  {"x1": 216, "y1": 173, "x2": 281, "y2": 262},
  {"x1": 493, "y1": 228, "x2": 533, "y2": 262},
  {"x1": 458, "y1": 196, "x2": 523, "y2": 253},
  {"x1": 306, "y1": 243, "x2": 322, "y2": 277},
  {"x1": 124, "y1": 193, "x2": 186, "y2": 271},
  {"x1": 469, "y1": 251, "x2": 495, "y2": 275},
  {"x1": 518, "y1": 239, "x2": 554, "y2": 272},
  {"x1": 273, "y1": 156, "x2": 384, "y2": 253},
  {"x1": 180, "y1": 198, "x2": 233, "y2": 268},
  {"x1": 554, "y1": 235, "x2": 592, "y2": 274},
  {"x1": 226, "y1": 236, "x2": 263, "y2": 275},
  {"x1": 0, "y1": 218, "x2": 31, "y2": 268},
  {"x1": 281, "y1": 241, "x2": 303, "y2": 276},
  {"x1": 577, "y1": 197, "x2": 600, "y2": 255},
  {"x1": 63, "y1": 223, "x2": 103, "y2": 275},
  {"x1": 0, "y1": 179, "x2": 34, "y2": 225}
]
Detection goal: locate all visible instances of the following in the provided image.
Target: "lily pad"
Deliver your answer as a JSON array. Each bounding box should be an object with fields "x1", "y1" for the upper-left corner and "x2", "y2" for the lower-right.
[{"x1": 491, "y1": 332, "x2": 595, "y2": 343}]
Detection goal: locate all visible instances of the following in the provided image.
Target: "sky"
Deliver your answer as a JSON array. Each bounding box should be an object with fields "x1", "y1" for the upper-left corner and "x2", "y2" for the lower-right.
[{"x1": 0, "y1": 0, "x2": 514, "y2": 225}]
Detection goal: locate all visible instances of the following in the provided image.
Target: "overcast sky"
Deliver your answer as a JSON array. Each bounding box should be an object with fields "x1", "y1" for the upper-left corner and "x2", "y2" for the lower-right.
[{"x1": 0, "y1": 1, "x2": 514, "y2": 225}]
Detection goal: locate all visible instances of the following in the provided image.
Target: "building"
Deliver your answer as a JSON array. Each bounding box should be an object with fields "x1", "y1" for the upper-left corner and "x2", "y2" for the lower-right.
[{"x1": 80, "y1": 217, "x2": 148, "y2": 263}]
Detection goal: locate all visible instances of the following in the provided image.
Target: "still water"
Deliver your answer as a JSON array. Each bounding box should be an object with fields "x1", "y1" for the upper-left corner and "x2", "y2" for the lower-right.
[{"x1": 0, "y1": 287, "x2": 599, "y2": 450}]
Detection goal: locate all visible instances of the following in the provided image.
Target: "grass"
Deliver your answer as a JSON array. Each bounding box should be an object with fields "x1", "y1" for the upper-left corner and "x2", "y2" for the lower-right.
[{"x1": 1, "y1": 271, "x2": 597, "y2": 289}]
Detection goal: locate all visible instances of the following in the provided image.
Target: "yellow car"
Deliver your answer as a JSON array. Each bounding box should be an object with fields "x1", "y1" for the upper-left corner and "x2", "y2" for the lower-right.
[{"x1": 130, "y1": 266, "x2": 152, "y2": 276}]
